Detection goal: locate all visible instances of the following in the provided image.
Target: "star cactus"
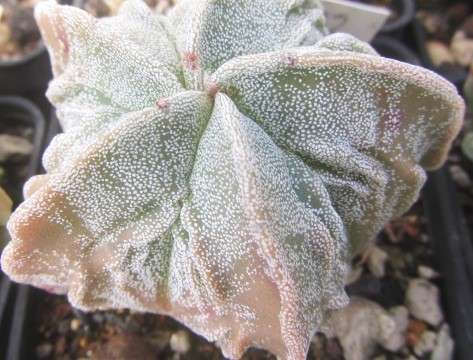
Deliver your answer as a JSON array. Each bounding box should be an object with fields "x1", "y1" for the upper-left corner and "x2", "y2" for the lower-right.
[{"x1": 0, "y1": 0, "x2": 464, "y2": 359}]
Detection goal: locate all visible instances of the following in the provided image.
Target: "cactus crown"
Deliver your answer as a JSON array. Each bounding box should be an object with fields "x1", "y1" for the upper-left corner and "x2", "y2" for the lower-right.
[{"x1": 0, "y1": 1, "x2": 464, "y2": 359}]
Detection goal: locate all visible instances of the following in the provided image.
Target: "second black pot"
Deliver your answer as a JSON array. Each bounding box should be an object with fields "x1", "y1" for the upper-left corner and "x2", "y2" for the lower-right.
[
  {"x1": 0, "y1": 45, "x2": 53, "y2": 119},
  {"x1": 0, "y1": 96, "x2": 46, "y2": 360}
]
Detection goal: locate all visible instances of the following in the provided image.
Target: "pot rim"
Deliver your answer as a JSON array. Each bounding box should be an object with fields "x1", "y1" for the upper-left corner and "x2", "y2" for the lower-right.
[
  {"x1": 0, "y1": 42, "x2": 47, "y2": 68},
  {"x1": 381, "y1": 0, "x2": 416, "y2": 33}
]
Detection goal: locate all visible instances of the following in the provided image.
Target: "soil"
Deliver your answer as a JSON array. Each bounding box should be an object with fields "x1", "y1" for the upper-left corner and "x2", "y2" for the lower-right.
[
  {"x1": 416, "y1": 0, "x2": 473, "y2": 73},
  {"x1": 416, "y1": 0, "x2": 471, "y2": 44},
  {"x1": 0, "y1": 0, "x2": 42, "y2": 62}
]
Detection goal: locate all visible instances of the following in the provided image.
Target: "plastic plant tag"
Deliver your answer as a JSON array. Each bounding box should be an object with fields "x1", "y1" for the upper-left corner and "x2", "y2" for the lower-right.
[{"x1": 322, "y1": 0, "x2": 390, "y2": 42}]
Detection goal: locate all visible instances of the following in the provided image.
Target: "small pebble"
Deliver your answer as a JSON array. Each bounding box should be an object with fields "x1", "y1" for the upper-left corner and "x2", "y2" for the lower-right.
[
  {"x1": 0, "y1": 134, "x2": 33, "y2": 162},
  {"x1": 414, "y1": 331, "x2": 437, "y2": 356},
  {"x1": 451, "y1": 30, "x2": 473, "y2": 67},
  {"x1": 426, "y1": 40, "x2": 455, "y2": 67},
  {"x1": 449, "y1": 164, "x2": 471, "y2": 188},
  {"x1": 367, "y1": 246, "x2": 388, "y2": 278},
  {"x1": 381, "y1": 316, "x2": 406, "y2": 352},
  {"x1": 406, "y1": 319, "x2": 428, "y2": 347},
  {"x1": 405, "y1": 278, "x2": 443, "y2": 326},
  {"x1": 71, "y1": 318, "x2": 81, "y2": 331},
  {"x1": 389, "y1": 306, "x2": 409, "y2": 334},
  {"x1": 431, "y1": 324, "x2": 454, "y2": 360},
  {"x1": 326, "y1": 297, "x2": 401, "y2": 360},
  {"x1": 417, "y1": 265, "x2": 439, "y2": 279},
  {"x1": 170, "y1": 329, "x2": 191, "y2": 354},
  {"x1": 419, "y1": 234, "x2": 429, "y2": 243}
]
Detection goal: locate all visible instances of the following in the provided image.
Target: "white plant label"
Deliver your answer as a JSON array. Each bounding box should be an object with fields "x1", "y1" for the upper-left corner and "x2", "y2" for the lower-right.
[{"x1": 322, "y1": 0, "x2": 391, "y2": 42}]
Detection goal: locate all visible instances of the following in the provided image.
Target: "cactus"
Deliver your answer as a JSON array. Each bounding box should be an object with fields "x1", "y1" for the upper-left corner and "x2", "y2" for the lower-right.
[{"x1": 0, "y1": 1, "x2": 464, "y2": 359}]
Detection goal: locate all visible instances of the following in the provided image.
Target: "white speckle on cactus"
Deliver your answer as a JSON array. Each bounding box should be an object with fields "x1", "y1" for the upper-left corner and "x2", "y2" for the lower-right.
[{"x1": 0, "y1": 1, "x2": 464, "y2": 360}]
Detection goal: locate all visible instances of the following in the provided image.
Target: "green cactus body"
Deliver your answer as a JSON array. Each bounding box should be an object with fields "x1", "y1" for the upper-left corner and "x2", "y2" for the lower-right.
[{"x1": 0, "y1": 1, "x2": 464, "y2": 359}]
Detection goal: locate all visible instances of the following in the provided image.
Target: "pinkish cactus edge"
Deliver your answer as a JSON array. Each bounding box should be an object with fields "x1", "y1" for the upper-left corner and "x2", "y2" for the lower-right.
[{"x1": 0, "y1": 0, "x2": 464, "y2": 359}]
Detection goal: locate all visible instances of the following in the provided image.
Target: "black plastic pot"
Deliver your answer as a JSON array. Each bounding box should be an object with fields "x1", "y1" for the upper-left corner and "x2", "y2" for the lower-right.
[
  {"x1": 424, "y1": 167, "x2": 473, "y2": 360},
  {"x1": 0, "y1": 45, "x2": 53, "y2": 120},
  {"x1": 405, "y1": 15, "x2": 473, "y2": 360},
  {"x1": 0, "y1": 96, "x2": 46, "y2": 360},
  {"x1": 371, "y1": 34, "x2": 421, "y2": 66},
  {"x1": 379, "y1": 0, "x2": 416, "y2": 36},
  {"x1": 0, "y1": 267, "x2": 14, "y2": 360},
  {"x1": 2, "y1": 110, "x2": 60, "y2": 360},
  {"x1": 0, "y1": 46, "x2": 50, "y2": 95}
]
